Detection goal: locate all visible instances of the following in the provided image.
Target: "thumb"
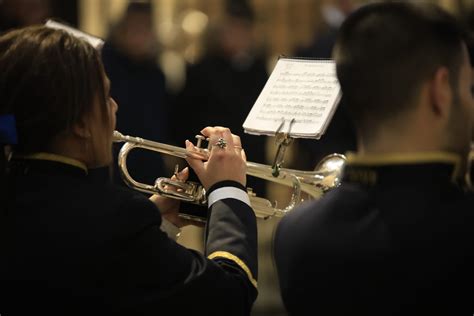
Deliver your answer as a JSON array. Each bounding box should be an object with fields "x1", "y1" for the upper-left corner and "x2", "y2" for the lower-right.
[{"x1": 177, "y1": 166, "x2": 189, "y2": 181}]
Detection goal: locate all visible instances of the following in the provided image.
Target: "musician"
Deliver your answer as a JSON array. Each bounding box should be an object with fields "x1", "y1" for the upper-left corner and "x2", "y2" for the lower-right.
[
  {"x1": 274, "y1": 2, "x2": 474, "y2": 315},
  {"x1": 0, "y1": 26, "x2": 257, "y2": 315}
]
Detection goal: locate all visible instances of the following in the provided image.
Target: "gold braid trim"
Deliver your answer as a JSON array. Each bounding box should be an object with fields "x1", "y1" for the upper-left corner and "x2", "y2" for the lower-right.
[
  {"x1": 208, "y1": 251, "x2": 257, "y2": 288},
  {"x1": 15, "y1": 152, "x2": 88, "y2": 174},
  {"x1": 346, "y1": 151, "x2": 461, "y2": 182}
]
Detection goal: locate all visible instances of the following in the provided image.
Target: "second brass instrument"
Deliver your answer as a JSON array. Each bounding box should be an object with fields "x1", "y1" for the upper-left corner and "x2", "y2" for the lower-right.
[{"x1": 113, "y1": 131, "x2": 345, "y2": 222}]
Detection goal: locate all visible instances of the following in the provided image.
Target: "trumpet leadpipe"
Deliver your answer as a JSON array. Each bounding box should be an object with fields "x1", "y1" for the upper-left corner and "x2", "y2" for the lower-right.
[{"x1": 113, "y1": 131, "x2": 208, "y2": 160}]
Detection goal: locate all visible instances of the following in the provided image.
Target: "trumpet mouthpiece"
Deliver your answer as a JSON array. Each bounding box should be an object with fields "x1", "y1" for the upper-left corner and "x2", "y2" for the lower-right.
[{"x1": 113, "y1": 131, "x2": 125, "y2": 142}]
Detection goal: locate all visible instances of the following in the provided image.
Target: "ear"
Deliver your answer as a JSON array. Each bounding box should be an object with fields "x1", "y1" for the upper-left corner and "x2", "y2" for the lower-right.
[
  {"x1": 72, "y1": 116, "x2": 91, "y2": 139},
  {"x1": 429, "y1": 66, "x2": 452, "y2": 119}
]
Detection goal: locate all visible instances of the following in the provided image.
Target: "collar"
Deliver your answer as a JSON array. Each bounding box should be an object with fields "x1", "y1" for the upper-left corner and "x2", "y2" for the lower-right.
[
  {"x1": 13, "y1": 152, "x2": 88, "y2": 175},
  {"x1": 343, "y1": 151, "x2": 462, "y2": 186}
]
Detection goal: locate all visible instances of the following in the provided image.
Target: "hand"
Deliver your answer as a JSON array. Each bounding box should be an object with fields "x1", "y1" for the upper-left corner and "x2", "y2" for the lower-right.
[
  {"x1": 185, "y1": 126, "x2": 247, "y2": 190},
  {"x1": 149, "y1": 167, "x2": 194, "y2": 228}
]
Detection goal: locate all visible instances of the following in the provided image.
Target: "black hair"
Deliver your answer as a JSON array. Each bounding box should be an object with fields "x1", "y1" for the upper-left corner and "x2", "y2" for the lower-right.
[
  {"x1": 225, "y1": 0, "x2": 255, "y2": 22},
  {"x1": 125, "y1": 1, "x2": 152, "y2": 14},
  {"x1": 334, "y1": 2, "x2": 468, "y2": 139}
]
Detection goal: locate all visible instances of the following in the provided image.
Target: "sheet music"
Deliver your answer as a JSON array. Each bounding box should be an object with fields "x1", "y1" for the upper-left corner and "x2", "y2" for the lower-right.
[{"x1": 243, "y1": 58, "x2": 341, "y2": 138}]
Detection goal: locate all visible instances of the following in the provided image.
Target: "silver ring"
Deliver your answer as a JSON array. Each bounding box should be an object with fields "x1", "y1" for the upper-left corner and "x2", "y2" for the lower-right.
[{"x1": 214, "y1": 138, "x2": 227, "y2": 149}]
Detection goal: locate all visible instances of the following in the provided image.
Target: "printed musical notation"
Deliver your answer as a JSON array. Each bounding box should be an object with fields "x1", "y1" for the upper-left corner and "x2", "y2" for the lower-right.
[{"x1": 243, "y1": 58, "x2": 341, "y2": 138}]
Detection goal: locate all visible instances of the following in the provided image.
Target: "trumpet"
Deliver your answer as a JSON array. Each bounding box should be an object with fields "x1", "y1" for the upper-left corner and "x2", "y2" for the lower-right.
[{"x1": 113, "y1": 131, "x2": 346, "y2": 222}]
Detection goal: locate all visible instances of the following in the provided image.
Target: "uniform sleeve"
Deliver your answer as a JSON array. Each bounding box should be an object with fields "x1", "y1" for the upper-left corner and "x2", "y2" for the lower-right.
[
  {"x1": 205, "y1": 180, "x2": 258, "y2": 289},
  {"x1": 104, "y1": 182, "x2": 258, "y2": 315}
]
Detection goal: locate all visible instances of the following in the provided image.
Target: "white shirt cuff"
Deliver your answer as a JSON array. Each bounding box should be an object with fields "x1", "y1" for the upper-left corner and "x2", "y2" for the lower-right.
[{"x1": 207, "y1": 186, "x2": 251, "y2": 208}]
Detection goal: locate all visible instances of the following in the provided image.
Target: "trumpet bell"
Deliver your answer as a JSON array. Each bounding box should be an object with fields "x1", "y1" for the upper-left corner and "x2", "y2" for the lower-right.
[{"x1": 313, "y1": 153, "x2": 346, "y2": 193}]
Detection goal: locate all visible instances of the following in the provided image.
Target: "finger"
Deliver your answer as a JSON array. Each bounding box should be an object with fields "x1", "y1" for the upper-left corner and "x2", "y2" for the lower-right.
[
  {"x1": 178, "y1": 167, "x2": 189, "y2": 181},
  {"x1": 240, "y1": 148, "x2": 247, "y2": 161},
  {"x1": 200, "y1": 126, "x2": 217, "y2": 137},
  {"x1": 220, "y1": 128, "x2": 235, "y2": 148},
  {"x1": 200, "y1": 127, "x2": 219, "y2": 151},
  {"x1": 184, "y1": 140, "x2": 205, "y2": 177},
  {"x1": 231, "y1": 133, "x2": 242, "y2": 154},
  {"x1": 201, "y1": 126, "x2": 230, "y2": 135},
  {"x1": 212, "y1": 126, "x2": 232, "y2": 132},
  {"x1": 202, "y1": 126, "x2": 232, "y2": 141},
  {"x1": 207, "y1": 131, "x2": 226, "y2": 157},
  {"x1": 186, "y1": 151, "x2": 207, "y2": 160},
  {"x1": 232, "y1": 133, "x2": 242, "y2": 147},
  {"x1": 208, "y1": 128, "x2": 233, "y2": 153},
  {"x1": 185, "y1": 139, "x2": 208, "y2": 160},
  {"x1": 171, "y1": 166, "x2": 189, "y2": 182}
]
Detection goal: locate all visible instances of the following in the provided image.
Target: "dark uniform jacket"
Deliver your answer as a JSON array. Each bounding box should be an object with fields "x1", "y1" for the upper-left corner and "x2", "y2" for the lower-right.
[
  {"x1": 275, "y1": 152, "x2": 474, "y2": 315},
  {"x1": 0, "y1": 153, "x2": 258, "y2": 315}
]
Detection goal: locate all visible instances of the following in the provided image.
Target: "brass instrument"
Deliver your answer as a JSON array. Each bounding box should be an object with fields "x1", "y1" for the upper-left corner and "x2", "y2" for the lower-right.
[{"x1": 113, "y1": 131, "x2": 346, "y2": 222}]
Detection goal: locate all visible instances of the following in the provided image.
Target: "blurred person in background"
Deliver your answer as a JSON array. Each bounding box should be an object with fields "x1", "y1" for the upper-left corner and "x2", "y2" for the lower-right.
[
  {"x1": 171, "y1": 0, "x2": 268, "y2": 196},
  {"x1": 298, "y1": 0, "x2": 354, "y2": 58},
  {"x1": 102, "y1": 1, "x2": 168, "y2": 187},
  {"x1": 294, "y1": 0, "x2": 357, "y2": 170},
  {"x1": 0, "y1": 0, "x2": 51, "y2": 33}
]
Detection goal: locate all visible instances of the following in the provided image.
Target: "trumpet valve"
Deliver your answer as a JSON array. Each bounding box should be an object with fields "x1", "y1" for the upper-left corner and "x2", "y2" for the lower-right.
[{"x1": 195, "y1": 135, "x2": 206, "y2": 148}]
